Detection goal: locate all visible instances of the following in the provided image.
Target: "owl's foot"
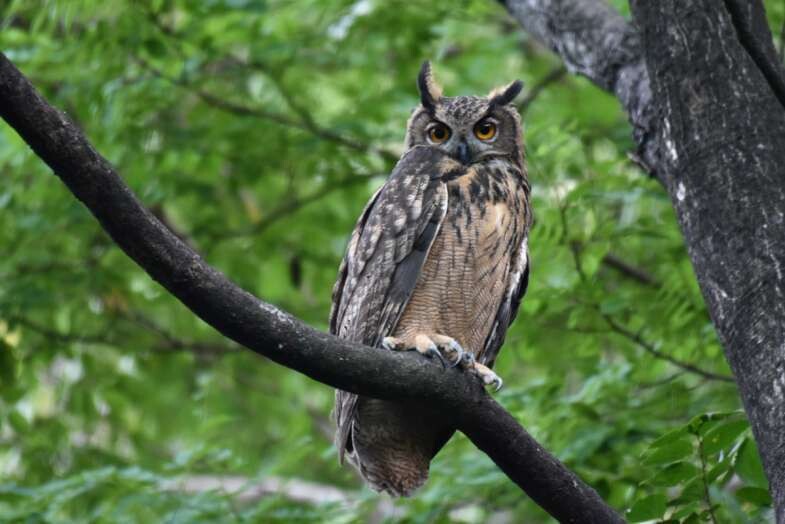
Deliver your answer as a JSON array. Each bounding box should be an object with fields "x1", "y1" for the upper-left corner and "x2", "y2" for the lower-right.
[
  {"x1": 460, "y1": 354, "x2": 503, "y2": 392},
  {"x1": 382, "y1": 335, "x2": 445, "y2": 368},
  {"x1": 380, "y1": 335, "x2": 502, "y2": 391}
]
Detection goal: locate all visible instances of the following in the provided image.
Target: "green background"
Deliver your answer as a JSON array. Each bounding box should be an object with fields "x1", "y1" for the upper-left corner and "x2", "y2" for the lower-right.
[{"x1": 0, "y1": 1, "x2": 781, "y2": 522}]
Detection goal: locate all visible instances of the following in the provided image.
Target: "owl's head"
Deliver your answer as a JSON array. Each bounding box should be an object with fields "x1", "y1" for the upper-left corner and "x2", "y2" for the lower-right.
[{"x1": 405, "y1": 61, "x2": 524, "y2": 166}]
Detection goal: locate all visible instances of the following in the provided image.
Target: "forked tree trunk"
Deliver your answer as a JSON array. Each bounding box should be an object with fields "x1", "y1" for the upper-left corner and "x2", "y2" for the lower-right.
[{"x1": 501, "y1": 0, "x2": 785, "y2": 519}]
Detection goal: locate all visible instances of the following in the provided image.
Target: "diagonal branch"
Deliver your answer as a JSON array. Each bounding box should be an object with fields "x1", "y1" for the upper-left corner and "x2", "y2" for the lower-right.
[
  {"x1": 500, "y1": 0, "x2": 658, "y2": 175},
  {"x1": 0, "y1": 53, "x2": 622, "y2": 523},
  {"x1": 517, "y1": 65, "x2": 567, "y2": 114},
  {"x1": 602, "y1": 316, "x2": 735, "y2": 383},
  {"x1": 135, "y1": 57, "x2": 398, "y2": 162}
]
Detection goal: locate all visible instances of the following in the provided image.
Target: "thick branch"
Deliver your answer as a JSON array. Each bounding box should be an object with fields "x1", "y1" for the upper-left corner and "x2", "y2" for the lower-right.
[
  {"x1": 500, "y1": 0, "x2": 657, "y2": 174},
  {"x1": 0, "y1": 53, "x2": 622, "y2": 523}
]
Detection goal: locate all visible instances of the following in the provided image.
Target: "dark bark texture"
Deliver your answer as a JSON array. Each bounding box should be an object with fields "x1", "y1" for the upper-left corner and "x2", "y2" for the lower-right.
[
  {"x1": 0, "y1": 53, "x2": 623, "y2": 523},
  {"x1": 502, "y1": 0, "x2": 785, "y2": 519}
]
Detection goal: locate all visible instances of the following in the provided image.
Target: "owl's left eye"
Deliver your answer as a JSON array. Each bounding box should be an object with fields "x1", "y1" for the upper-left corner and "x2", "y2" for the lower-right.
[{"x1": 474, "y1": 120, "x2": 497, "y2": 141}]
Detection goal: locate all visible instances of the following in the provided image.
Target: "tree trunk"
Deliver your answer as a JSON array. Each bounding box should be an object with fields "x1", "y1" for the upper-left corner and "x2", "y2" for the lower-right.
[
  {"x1": 631, "y1": 2, "x2": 785, "y2": 519},
  {"x1": 502, "y1": 0, "x2": 785, "y2": 518}
]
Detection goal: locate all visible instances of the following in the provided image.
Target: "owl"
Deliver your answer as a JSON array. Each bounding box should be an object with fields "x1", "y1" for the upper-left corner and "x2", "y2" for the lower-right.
[{"x1": 330, "y1": 62, "x2": 532, "y2": 497}]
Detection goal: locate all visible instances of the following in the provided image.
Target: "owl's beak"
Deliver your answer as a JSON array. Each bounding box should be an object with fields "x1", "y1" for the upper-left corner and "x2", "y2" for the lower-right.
[{"x1": 456, "y1": 140, "x2": 471, "y2": 165}]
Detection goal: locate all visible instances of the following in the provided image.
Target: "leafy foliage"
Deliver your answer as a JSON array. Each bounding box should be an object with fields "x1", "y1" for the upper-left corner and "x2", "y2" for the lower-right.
[{"x1": 0, "y1": 0, "x2": 780, "y2": 522}]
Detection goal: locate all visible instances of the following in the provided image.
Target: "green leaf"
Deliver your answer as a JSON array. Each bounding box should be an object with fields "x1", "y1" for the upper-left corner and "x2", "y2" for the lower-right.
[
  {"x1": 702, "y1": 419, "x2": 748, "y2": 455},
  {"x1": 678, "y1": 478, "x2": 706, "y2": 504},
  {"x1": 626, "y1": 494, "x2": 667, "y2": 522},
  {"x1": 647, "y1": 461, "x2": 700, "y2": 487},
  {"x1": 735, "y1": 487, "x2": 771, "y2": 506},
  {"x1": 643, "y1": 438, "x2": 693, "y2": 465},
  {"x1": 671, "y1": 503, "x2": 702, "y2": 520},
  {"x1": 686, "y1": 411, "x2": 739, "y2": 435},
  {"x1": 735, "y1": 438, "x2": 768, "y2": 488},
  {"x1": 0, "y1": 339, "x2": 18, "y2": 386},
  {"x1": 648, "y1": 427, "x2": 689, "y2": 449},
  {"x1": 8, "y1": 409, "x2": 29, "y2": 433}
]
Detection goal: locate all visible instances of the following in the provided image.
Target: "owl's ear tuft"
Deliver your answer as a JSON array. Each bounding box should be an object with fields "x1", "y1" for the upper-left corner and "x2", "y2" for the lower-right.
[
  {"x1": 488, "y1": 80, "x2": 524, "y2": 107},
  {"x1": 417, "y1": 61, "x2": 443, "y2": 113}
]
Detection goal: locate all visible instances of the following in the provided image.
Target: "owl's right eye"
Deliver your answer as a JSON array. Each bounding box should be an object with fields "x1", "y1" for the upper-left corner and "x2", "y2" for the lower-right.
[{"x1": 427, "y1": 123, "x2": 451, "y2": 144}]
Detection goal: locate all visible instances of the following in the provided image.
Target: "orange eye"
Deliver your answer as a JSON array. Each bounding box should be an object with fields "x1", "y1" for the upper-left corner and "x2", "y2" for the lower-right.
[
  {"x1": 474, "y1": 120, "x2": 497, "y2": 141},
  {"x1": 427, "y1": 123, "x2": 451, "y2": 144}
]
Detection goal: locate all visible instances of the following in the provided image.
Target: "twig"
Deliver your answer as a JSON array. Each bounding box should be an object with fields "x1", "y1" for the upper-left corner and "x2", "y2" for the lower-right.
[
  {"x1": 9, "y1": 313, "x2": 237, "y2": 359},
  {"x1": 603, "y1": 316, "x2": 735, "y2": 383},
  {"x1": 207, "y1": 173, "x2": 377, "y2": 243},
  {"x1": 134, "y1": 57, "x2": 398, "y2": 162},
  {"x1": 559, "y1": 204, "x2": 732, "y2": 383},
  {"x1": 165, "y1": 474, "x2": 351, "y2": 505},
  {"x1": 601, "y1": 252, "x2": 658, "y2": 287},
  {"x1": 518, "y1": 65, "x2": 567, "y2": 114},
  {"x1": 697, "y1": 436, "x2": 719, "y2": 524}
]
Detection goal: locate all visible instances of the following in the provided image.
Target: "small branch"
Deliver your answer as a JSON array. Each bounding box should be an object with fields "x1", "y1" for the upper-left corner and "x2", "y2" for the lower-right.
[
  {"x1": 8, "y1": 313, "x2": 237, "y2": 359},
  {"x1": 0, "y1": 52, "x2": 622, "y2": 523},
  {"x1": 603, "y1": 316, "x2": 735, "y2": 383},
  {"x1": 501, "y1": 0, "x2": 658, "y2": 175},
  {"x1": 208, "y1": 173, "x2": 377, "y2": 243},
  {"x1": 135, "y1": 57, "x2": 398, "y2": 162},
  {"x1": 696, "y1": 437, "x2": 719, "y2": 524},
  {"x1": 8, "y1": 315, "x2": 114, "y2": 346},
  {"x1": 518, "y1": 65, "x2": 567, "y2": 114},
  {"x1": 723, "y1": 0, "x2": 785, "y2": 110},
  {"x1": 558, "y1": 202, "x2": 727, "y2": 382},
  {"x1": 601, "y1": 252, "x2": 658, "y2": 287},
  {"x1": 166, "y1": 474, "x2": 351, "y2": 505}
]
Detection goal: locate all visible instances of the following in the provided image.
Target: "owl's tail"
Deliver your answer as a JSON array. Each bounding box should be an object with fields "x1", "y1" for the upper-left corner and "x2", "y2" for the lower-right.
[{"x1": 346, "y1": 398, "x2": 452, "y2": 497}]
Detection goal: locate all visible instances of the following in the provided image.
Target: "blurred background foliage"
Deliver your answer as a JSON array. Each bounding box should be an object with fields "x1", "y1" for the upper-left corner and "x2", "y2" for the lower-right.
[{"x1": 0, "y1": 0, "x2": 782, "y2": 522}]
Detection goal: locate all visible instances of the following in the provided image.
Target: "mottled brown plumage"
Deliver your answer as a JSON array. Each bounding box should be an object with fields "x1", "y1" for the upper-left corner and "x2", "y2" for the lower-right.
[{"x1": 330, "y1": 62, "x2": 531, "y2": 496}]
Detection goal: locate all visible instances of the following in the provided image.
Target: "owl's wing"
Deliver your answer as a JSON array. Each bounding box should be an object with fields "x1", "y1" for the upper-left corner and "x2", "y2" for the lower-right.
[
  {"x1": 479, "y1": 194, "x2": 532, "y2": 369},
  {"x1": 330, "y1": 146, "x2": 451, "y2": 463}
]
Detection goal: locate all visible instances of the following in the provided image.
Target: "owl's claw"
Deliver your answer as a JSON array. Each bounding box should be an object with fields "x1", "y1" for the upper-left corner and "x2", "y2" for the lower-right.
[
  {"x1": 381, "y1": 336, "x2": 402, "y2": 352},
  {"x1": 470, "y1": 361, "x2": 503, "y2": 392},
  {"x1": 415, "y1": 334, "x2": 447, "y2": 368},
  {"x1": 430, "y1": 334, "x2": 466, "y2": 367},
  {"x1": 381, "y1": 334, "x2": 502, "y2": 390},
  {"x1": 382, "y1": 335, "x2": 446, "y2": 368}
]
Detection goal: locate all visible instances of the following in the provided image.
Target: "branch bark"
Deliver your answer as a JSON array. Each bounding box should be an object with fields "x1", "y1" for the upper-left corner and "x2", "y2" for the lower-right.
[
  {"x1": 500, "y1": 0, "x2": 785, "y2": 518},
  {"x1": 501, "y1": 0, "x2": 657, "y2": 174},
  {"x1": 0, "y1": 53, "x2": 622, "y2": 523}
]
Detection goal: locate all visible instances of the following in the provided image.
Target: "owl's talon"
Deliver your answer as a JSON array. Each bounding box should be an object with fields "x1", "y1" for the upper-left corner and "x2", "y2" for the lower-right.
[
  {"x1": 471, "y1": 361, "x2": 503, "y2": 392},
  {"x1": 460, "y1": 351, "x2": 475, "y2": 368},
  {"x1": 425, "y1": 344, "x2": 447, "y2": 368},
  {"x1": 429, "y1": 335, "x2": 465, "y2": 367},
  {"x1": 381, "y1": 336, "x2": 404, "y2": 351}
]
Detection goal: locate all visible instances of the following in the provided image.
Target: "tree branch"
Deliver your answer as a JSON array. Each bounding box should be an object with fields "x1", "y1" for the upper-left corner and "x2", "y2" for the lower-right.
[
  {"x1": 500, "y1": 0, "x2": 658, "y2": 175},
  {"x1": 517, "y1": 65, "x2": 567, "y2": 114},
  {"x1": 603, "y1": 316, "x2": 735, "y2": 383},
  {"x1": 0, "y1": 53, "x2": 622, "y2": 523},
  {"x1": 600, "y1": 252, "x2": 658, "y2": 287},
  {"x1": 165, "y1": 474, "x2": 352, "y2": 505},
  {"x1": 135, "y1": 57, "x2": 399, "y2": 162}
]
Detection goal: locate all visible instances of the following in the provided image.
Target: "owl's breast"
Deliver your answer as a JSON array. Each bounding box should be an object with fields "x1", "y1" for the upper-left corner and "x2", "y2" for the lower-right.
[{"x1": 393, "y1": 162, "x2": 526, "y2": 356}]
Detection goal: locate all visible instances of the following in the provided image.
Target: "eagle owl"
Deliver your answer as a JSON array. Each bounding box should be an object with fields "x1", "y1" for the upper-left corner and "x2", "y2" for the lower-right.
[{"x1": 330, "y1": 62, "x2": 532, "y2": 496}]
